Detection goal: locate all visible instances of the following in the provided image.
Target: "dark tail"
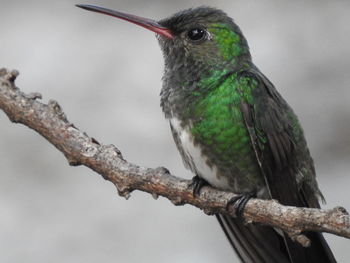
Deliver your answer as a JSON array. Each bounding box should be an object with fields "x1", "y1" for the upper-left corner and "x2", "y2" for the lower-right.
[{"x1": 216, "y1": 214, "x2": 337, "y2": 263}]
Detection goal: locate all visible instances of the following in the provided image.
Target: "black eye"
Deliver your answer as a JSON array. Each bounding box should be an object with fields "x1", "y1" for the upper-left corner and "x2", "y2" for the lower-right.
[{"x1": 187, "y1": 28, "x2": 206, "y2": 41}]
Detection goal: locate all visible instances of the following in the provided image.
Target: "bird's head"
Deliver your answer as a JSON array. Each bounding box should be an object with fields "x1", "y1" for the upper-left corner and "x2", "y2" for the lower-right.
[
  {"x1": 158, "y1": 7, "x2": 251, "y2": 70},
  {"x1": 76, "y1": 5, "x2": 251, "y2": 73}
]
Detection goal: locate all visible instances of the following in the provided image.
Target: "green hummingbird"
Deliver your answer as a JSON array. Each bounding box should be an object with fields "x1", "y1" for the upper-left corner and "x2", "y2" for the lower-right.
[{"x1": 76, "y1": 5, "x2": 337, "y2": 263}]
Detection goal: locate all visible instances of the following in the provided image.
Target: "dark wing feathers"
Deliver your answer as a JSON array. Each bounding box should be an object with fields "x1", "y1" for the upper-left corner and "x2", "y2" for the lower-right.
[
  {"x1": 216, "y1": 69, "x2": 337, "y2": 263},
  {"x1": 241, "y1": 71, "x2": 304, "y2": 206},
  {"x1": 253, "y1": 83, "x2": 294, "y2": 173}
]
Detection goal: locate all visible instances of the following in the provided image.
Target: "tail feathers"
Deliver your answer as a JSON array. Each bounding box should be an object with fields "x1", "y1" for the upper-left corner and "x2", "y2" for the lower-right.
[
  {"x1": 216, "y1": 214, "x2": 290, "y2": 263},
  {"x1": 216, "y1": 214, "x2": 337, "y2": 263},
  {"x1": 286, "y1": 231, "x2": 337, "y2": 263}
]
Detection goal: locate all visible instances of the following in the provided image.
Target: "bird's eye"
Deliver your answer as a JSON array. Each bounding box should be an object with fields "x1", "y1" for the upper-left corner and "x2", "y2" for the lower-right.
[{"x1": 187, "y1": 28, "x2": 206, "y2": 41}]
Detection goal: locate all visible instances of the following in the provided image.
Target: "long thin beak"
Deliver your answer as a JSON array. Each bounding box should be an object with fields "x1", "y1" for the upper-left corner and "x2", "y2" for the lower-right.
[{"x1": 76, "y1": 4, "x2": 173, "y2": 39}]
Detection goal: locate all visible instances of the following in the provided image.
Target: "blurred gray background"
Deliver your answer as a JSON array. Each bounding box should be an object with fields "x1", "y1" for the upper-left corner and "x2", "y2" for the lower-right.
[{"x1": 1, "y1": 0, "x2": 349, "y2": 262}]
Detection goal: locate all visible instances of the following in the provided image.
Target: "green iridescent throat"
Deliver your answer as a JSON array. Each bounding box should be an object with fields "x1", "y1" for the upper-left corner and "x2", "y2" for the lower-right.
[{"x1": 189, "y1": 70, "x2": 258, "y2": 172}]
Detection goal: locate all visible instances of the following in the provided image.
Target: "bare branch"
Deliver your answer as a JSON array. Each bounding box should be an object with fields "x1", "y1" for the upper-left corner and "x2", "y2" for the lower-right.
[{"x1": 0, "y1": 68, "x2": 349, "y2": 247}]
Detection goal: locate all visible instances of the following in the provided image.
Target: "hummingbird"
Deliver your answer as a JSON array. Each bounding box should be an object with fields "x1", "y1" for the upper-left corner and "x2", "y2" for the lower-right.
[{"x1": 76, "y1": 4, "x2": 337, "y2": 263}]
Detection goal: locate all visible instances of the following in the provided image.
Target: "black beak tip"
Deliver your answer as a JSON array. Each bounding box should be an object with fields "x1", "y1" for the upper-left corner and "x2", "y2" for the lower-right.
[
  {"x1": 75, "y1": 4, "x2": 89, "y2": 9},
  {"x1": 75, "y1": 4, "x2": 95, "y2": 11}
]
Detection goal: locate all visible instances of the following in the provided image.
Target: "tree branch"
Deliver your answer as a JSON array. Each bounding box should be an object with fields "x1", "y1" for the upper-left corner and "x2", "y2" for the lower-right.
[{"x1": 0, "y1": 68, "x2": 349, "y2": 247}]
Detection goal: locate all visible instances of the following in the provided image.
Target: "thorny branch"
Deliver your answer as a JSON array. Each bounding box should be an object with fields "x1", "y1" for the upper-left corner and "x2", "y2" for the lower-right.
[{"x1": 0, "y1": 68, "x2": 349, "y2": 247}]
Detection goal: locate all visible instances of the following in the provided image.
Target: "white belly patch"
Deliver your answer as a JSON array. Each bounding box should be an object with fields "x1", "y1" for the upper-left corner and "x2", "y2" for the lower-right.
[{"x1": 170, "y1": 118, "x2": 230, "y2": 190}]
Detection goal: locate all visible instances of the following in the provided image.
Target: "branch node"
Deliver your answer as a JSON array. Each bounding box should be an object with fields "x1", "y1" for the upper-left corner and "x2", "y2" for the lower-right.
[
  {"x1": 82, "y1": 145, "x2": 98, "y2": 158},
  {"x1": 203, "y1": 207, "x2": 215, "y2": 215},
  {"x1": 91, "y1": 137, "x2": 101, "y2": 145},
  {"x1": 334, "y1": 206, "x2": 348, "y2": 215},
  {"x1": 26, "y1": 92, "x2": 42, "y2": 100},
  {"x1": 48, "y1": 99, "x2": 67, "y2": 121},
  {"x1": 171, "y1": 196, "x2": 184, "y2": 206},
  {"x1": 154, "y1": 166, "x2": 170, "y2": 175},
  {"x1": 152, "y1": 193, "x2": 159, "y2": 200},
  {"x1": 293, "y1": 234, "x2": 311, "y2": 248},
  {"x1": 116, "y1": 185, "x2": 132, "y2": 200},
  {"x1": 66, "y1": 156, "x2": 81, "y2": 166},
  {"x1": 105, "y1": 144, "x2": 123, "y2": 159},
  {"x1": 3, "y1": 69, "x2": 19, "y2": 83}
]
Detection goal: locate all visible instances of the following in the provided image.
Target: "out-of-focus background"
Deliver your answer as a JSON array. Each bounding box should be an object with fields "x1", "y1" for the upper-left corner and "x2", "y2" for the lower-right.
[{"x1": 1, "y1": 0, "x2": 349, "y2": 262}]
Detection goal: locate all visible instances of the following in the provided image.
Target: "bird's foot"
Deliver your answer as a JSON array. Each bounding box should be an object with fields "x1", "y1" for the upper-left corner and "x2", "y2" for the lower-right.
[
  {"x1": 226, "y1": 193, "x2": 255, "y2": 219},
  {"x1": 189, "y1": 175, "x2": 208, "y2": 197}
]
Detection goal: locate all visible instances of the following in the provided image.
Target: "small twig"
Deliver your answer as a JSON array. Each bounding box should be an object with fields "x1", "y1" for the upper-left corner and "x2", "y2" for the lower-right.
[{"x1": 0, "y1": 68, "x2": 349, "y2": 247}]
